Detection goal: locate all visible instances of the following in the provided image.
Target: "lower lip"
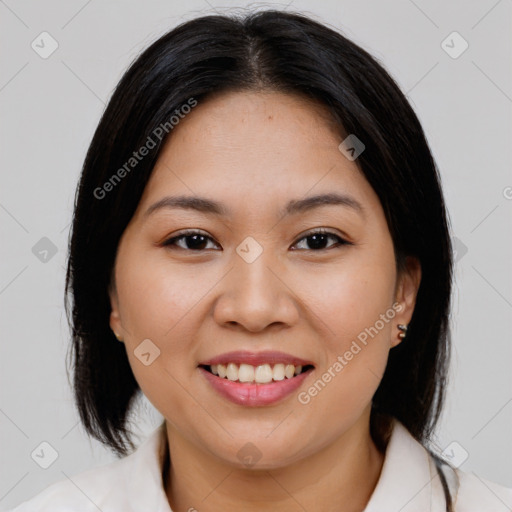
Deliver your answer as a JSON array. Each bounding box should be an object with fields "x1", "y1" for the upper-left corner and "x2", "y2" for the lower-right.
[{"x1": 199, "y1": 367, "x2": 313, "y2": 406}]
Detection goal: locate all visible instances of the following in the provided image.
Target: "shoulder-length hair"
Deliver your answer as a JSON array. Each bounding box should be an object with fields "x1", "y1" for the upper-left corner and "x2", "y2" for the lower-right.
[{"x1": 65, "y1": 9, "x2": 452, "y2": 461}]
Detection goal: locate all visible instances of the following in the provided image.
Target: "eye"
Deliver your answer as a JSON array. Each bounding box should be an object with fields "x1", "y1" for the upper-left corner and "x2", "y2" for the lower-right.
[
  {"x1": 162, "y1": 230, "x2": 220, "y2": 251},
  {"x1": 162, "y1": 228, "x2": 350, "y2": 252},
  {"x1": 291, "y1": 229, "x2": 349, "y2": 251}
]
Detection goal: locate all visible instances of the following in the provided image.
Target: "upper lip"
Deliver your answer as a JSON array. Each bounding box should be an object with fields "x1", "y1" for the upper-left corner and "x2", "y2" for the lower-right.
[{"x1": 199, "y1": 350, "x2": 314, "y2": 367}]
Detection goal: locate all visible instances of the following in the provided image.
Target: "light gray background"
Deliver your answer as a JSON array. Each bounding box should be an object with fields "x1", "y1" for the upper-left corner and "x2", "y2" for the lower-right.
[{"x1": 1, "y1": 0, "x2": 511, "y2": 509}]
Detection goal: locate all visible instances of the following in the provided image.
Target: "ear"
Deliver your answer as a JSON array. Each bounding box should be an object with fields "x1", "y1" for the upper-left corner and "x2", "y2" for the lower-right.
[
  {"x1": 108, "y1": 281, "x2": 124, "y2": 342},
  {"x1": 392, "y1": 256, "x2": 421, "y2": 348}
]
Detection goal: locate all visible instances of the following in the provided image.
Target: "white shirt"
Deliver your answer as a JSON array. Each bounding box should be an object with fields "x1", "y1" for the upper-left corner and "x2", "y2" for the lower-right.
[{"x1": 8, "y1": 420, "x2": 512, "y2": 511}]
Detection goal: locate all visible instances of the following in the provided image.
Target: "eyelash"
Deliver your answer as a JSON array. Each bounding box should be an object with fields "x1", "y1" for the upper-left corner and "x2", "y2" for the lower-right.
[{"x1": 162, "y1": 228, "x2": 350, "y2": 252}]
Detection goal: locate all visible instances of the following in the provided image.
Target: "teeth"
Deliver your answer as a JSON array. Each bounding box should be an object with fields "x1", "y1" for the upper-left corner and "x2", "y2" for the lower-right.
[
  {"x1": 273, "y1": 363, "x2": 285, "y2": 381},
  {"x1": 254, "y1": 364, "x2": 273, "y2": 383},
  {"x1": 206, "y1": 362, "x2": 308, "y2": 383},
  {"x1": 238, "y1": 364, "x2": 255, "y2": 383},
  {"x1": 226, "y1": 363, "x2": 238, "y2": 381}
]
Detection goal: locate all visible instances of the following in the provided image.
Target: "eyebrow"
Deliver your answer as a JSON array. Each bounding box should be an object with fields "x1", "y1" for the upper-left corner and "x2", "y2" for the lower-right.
[{"x1": 144, "y1": 192, "x2": 364, "y2": 219}]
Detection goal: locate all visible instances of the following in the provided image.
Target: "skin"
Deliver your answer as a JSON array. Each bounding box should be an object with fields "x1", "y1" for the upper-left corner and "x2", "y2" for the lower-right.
[{"x1": 109, "y1": 90, "x2": 421, "y2": 512}]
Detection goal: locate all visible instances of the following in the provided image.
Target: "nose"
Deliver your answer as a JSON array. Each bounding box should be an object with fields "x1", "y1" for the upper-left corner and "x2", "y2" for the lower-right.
[{"x1": 212, "y1": 248, "x2": 300, "y2": 333}]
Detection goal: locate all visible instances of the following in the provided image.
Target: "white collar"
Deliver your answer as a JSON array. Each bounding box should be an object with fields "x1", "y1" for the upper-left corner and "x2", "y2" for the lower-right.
[
  {"x1": 117, "y1": 419, "x2": 450, "y2": 512},
  {"x1": 363, "y1": 421, "x2": 451, "y2": 511},
  {"x1": 121, "y1": 421, "x2": 172, "y2": 512}
]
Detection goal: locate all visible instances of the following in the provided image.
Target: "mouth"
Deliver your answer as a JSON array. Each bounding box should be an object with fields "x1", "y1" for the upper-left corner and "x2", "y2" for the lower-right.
[
  {"x1": 199, "y1": 362, "x2": 314, "y2": 384},
  {"x1": 198, "y1": 351, "x2": 315, "y2": 406}
]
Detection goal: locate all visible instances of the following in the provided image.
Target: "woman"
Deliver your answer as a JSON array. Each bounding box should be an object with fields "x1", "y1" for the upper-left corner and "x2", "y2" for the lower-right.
[{"x1": 9, "y1": 9, "x2": 512, "y2": 512}]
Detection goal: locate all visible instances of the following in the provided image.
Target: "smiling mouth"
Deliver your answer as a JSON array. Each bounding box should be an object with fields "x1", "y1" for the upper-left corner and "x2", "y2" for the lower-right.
[{"x1": 199, "y1": 363, "x2": 315, "y2": 384}]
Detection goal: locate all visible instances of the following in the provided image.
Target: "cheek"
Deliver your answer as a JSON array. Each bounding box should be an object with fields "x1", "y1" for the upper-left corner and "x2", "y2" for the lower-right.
[
  {"x1": 115, "y1": 246, "x2": 207, "y2": 338},
  {"x1": 114, "y1": 249, "x2": 205, "y2": 425},
  {"x1": 113, "y1": 245, "x2": 205, "y2": 389},
  {"x1": 295, "y1": 249, "x2": 397, "y2": 410},
  {"x1": 308, "y1": 255, "x2": 396, "y2": 349}
]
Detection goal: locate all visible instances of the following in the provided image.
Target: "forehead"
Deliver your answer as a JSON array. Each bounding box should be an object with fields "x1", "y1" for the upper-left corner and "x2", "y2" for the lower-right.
[
  {"x1": 161, "y1": 90, "x2": 343, "y2": 159},
  {"x1": 136, "y1": 91, "x2": 380, "y2": 218}
]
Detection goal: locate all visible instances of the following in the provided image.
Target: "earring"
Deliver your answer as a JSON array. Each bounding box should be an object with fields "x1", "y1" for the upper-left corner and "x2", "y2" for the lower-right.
[
  {"x1": 114, "y1": 332, "x2": 124, "y2": 342},
  {"x1": 397, "y1": 324, "x2": 408, "y2": 339}
]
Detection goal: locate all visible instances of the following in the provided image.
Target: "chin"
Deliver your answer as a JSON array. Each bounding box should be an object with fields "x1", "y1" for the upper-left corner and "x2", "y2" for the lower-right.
[{"x1": 206, "y1": 435, "x2": 309, "y2": 471}]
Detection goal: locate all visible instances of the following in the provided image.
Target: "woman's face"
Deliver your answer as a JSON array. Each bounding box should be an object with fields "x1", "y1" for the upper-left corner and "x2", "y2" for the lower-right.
[{"x1": 109, "y1": 91, "x2": 419, "y2": 468}]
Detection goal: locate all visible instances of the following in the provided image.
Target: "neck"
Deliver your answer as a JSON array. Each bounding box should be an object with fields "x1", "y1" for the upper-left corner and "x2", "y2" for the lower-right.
[{"x1": 163, "y1": 412, "x2": 386, "y2": 512}]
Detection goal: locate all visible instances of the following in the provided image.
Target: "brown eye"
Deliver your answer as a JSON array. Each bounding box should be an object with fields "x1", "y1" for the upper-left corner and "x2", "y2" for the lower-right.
[
  {"x1": 163, "y1": 231, "x2": 219, "y2": 251},
  {"x1": 292, "y1": 230, "x2": 349, "y2": 251},
  {"x1": 162, "y1": 229, "x2": 350, "y2": 252}
]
